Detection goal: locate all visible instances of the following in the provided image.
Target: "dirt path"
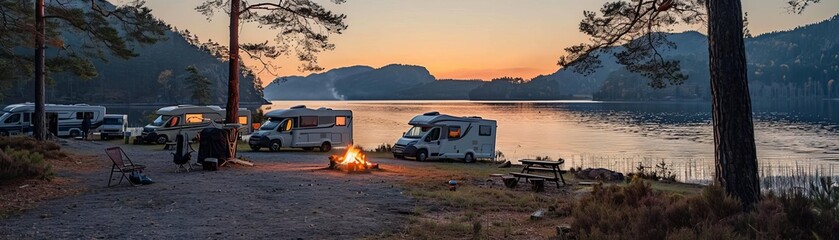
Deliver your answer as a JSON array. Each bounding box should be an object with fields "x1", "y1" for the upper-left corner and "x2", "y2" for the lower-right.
[{"x1": 0, "y1": 140, "x2": 415, "y2": 239}]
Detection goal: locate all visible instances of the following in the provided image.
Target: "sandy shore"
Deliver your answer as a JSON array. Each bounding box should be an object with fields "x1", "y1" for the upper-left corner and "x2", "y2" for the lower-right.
[{"x1": 0, "y1": 139, "x2": 417, "y2": 239}]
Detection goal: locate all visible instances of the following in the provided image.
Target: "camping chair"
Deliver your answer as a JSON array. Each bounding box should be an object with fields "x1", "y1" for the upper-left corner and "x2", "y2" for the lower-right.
[
  {"x1": 172, "y1": 133, "x2": 195, "y2": 173},
  {"x1": 105, "y1": 147, "x2": 146, "y2": 187}
]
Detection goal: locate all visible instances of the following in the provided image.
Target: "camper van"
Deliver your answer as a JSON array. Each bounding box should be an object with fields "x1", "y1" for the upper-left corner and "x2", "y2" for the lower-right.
[
  {"x1": 248, "y1": 105, "x2": 352, "y2": 152},
  {"x1": 391, "y1": 112, "x2": 497, "y2": 163},
  {"x1": 139, "y1": 105, "x2": 252, "y2": 144},
  {"x1": 0, "y1": 103, "x2": 106, "y2": 137},
  {"x1": 96, "y1": 114, "x2": 127, "y2": 140}
]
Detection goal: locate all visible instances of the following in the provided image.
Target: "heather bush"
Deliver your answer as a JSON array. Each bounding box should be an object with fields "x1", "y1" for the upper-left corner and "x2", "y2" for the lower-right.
[
  {"x1": 573, "y1": 178, "x2": 839, "y2": 239},
  {"x1": 0, "y1": 146, "x2": 54, "y2": 181},
  {"x1": 0, "y1": 136, "x2": 66, "y2": 160}
]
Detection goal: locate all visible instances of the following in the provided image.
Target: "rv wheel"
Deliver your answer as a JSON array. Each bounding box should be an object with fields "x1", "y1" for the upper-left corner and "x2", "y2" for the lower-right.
[
  {"x1": 320, "y1": 142, "x2": 332, "y2": 152},
  {"x1": 464, "y1": 153, "x2": 476, "y2": 163},
  {"x1": 269, "y1": 140, "x2": 282, "y2": 152},
  {"x1": 156, "y1": 135, "x2": 168, "y2": 144},
  {"x1": 101, "y1": 135, "x2": 109, "y2": 140},
  {"x1": 69, "y1": 130, "x2": 81, "y2": 138},
  {"x1": 416, "y1": 149, "x2": 428, "y2": 162},
  {"x1": 0, "y1": 131, "x2": 7, "y2": 136}
]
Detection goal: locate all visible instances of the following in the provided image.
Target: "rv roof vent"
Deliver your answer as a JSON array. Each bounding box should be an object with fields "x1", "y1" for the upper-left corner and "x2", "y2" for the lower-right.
[
  {"x1": 290, "y1": 105, "x2": 306, "y2": 109},
  {"x1": 423, "y1": 111, "x2": 440, "y2": 116},
  {"x1": 74, "y1": 104, "x2": 89, "y2": 106},
  {"x1": 317, "y1": 107, "x2": 333, "y2": 110},
  {"x1": 467, "y1": 116, "x2": 482, "y2": 119}
]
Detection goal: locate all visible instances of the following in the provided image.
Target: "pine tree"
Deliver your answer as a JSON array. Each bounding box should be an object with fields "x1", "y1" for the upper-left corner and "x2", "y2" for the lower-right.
[
  {"x1": 195, "y1": 0, "x2": 348, "y2": 123},
  {"x1": 185, "y1": 65, "x2": 213, "y2": 105}
]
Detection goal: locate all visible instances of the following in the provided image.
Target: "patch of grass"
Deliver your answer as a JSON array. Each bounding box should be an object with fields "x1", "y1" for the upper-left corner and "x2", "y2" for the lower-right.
[{"x1": 387, "y1": 162, "x2": 574, "y2": 239}]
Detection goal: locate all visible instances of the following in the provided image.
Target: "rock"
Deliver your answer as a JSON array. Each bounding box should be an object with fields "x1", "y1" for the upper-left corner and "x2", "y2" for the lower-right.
[
  {"x1": 530, "y1": 209, "x2": 546, "y2": 220},
  {"x1": 575, "y1": 168, "x2": 625, "y2": 181}
]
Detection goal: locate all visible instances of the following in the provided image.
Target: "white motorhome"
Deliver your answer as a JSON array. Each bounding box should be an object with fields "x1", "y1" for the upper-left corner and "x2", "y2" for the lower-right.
[
  {"x1": 248, "y1": 105, "x2": 352, "y2": 152},
  {"x1": 96, "y1": 114, "x2": 127, "y2": 140},
  {"x1": 140, "y1": 105, "x2": 252, "y2": 144},
  {"x1": 392, "y1": 112, "x2": 497, "y2": 163},
  {"x1": 0, "y1": 103, "x2": 105, "y2": 138}
]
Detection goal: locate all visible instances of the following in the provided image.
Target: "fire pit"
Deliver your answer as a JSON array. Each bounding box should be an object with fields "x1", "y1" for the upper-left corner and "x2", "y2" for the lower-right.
[{"x1": 328, "y1": 145, "x2": 379, "y2": 173}]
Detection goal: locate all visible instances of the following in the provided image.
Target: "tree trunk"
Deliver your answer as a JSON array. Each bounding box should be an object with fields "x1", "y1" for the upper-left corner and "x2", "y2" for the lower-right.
[
  {"x1": 706, "y1": 0, "x2": 760, "y2": 210},
  {"x1": 226, "y1": 0, "x2": 240, "y2": 124},
  {"x1": 33, "y1": 0, "x2": 46, "y2": 141}
]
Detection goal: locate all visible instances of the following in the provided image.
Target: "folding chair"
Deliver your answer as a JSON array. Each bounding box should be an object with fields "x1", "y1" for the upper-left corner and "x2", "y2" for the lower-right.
[
  {"x1": 105, "y1": 147, "x2": 146, "y2": 187},
  {"x1": 172, "y1": 134, "x2": 195, "y2": 173}
]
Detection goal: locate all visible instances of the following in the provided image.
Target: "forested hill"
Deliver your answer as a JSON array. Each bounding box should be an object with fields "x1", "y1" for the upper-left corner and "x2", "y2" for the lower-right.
[
  {"x1": 0, "y1": 8, "x2": 266, "y2": 106},
  {"x1": 593, "y1": 15, "x2": 839, "y2": 101}
]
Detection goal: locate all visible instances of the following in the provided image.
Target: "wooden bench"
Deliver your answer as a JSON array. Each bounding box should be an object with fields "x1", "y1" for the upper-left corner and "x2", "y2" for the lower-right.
[
  {"x1": 518, "y1": 159, "x2": 568, "y2": 188},
  {"x1": 510, "y1": 172, "x2": 558, "y2": 181}
]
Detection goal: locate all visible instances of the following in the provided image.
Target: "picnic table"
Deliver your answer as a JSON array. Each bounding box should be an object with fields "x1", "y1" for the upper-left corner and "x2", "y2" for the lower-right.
[{"x1": 510, "y1": 159, "x2": 567, "y2": 188}]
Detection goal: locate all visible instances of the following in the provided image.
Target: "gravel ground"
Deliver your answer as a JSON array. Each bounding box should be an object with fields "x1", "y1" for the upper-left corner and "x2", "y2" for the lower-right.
[{"x1": 0, "y1": 139, "x2": 416, "y2": 239}]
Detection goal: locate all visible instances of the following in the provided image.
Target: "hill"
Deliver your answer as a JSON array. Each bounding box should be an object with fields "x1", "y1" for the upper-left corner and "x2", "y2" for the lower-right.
[{"x1": 0, "y1": 2, "x2": 266, "y2": 107}]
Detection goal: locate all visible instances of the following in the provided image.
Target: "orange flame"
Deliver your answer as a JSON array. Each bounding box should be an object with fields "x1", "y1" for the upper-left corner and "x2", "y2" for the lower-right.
[{"x1": 337, "y1": 145, "x2": 370, "y2": 167}]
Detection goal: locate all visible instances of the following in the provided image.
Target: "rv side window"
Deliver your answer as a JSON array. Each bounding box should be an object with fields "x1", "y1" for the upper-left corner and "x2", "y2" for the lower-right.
[
  {"x1": 448, "y1": 126, "x2": 462, "y2": 139},
  {"x1": 318, "y1": 116, "x2": 334, "y2": 126},
  {"x1": 166, "y1": 116, "x2": 180, "y2": 127},
  {"x1": 300, "y1": 116, "x2": 318, "y2": 128},
  {"x1": 4, "y1": 114, "x2": 20, "y2": 123},
  {"x1": 427, "y1": 128, "x2": 441, "y2": 141},
  {"x1": 284, "y1": 119, "x2": 293, "y2": 131},
  {"x1": 76, "y1": 112, "x2": 93, "y2": 119},
  {"x1": 479, "y1": 125, "x2": 492, "y2": 136},
  {"x1": 336, "y1": 116, "x2": 347, "y2": 126},
  {"x1": 185, "y1": 114, "x2": 204, "y2": 124}
]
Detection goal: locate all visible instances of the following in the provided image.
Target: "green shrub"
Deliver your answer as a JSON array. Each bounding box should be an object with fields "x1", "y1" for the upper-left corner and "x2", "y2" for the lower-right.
[
  {"x1": 0, "y1": 146, "x2": 54, "y2": 181},
  {"x1": 572, "y1": 178, "x2": 839, "y2": 239}
]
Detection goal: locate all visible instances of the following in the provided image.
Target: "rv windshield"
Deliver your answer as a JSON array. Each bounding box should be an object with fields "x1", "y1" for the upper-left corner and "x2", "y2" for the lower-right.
[
  {"x1": 150, "y1": 115, "x2": 171, "y2": 127},
  {"x1": 260, "y1": 118, "x2": 284, "y2": 130},
  {"x1": 103, "y1": 117, "x2": 124, "y2": 125},
  {"x1": 403, "y1": 126, "x2": 431, "y2": 139}
]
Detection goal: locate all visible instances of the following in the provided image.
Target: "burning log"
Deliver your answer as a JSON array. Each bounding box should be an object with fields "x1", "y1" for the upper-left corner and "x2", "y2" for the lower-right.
[{"x1": 328, "y1": 145, "x2": 378, "y2": 173}]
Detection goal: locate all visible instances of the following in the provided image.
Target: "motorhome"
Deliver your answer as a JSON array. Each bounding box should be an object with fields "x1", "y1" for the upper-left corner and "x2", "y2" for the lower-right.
[
  {"x1": 248, "y1": 105, "x2": 352, "y2": 152},
  {"x1": 96, "y1": 114, "x2": 127, "y2": 140},
  {"x1": 139, "y1": 105, "x2": 251, "y2": 144},
  {"x1": 0, "y1": 103, "x2": 106, "y2": 138},
  {"x1": 391, "y1": 112, "x2": 497, "y2": 163}
]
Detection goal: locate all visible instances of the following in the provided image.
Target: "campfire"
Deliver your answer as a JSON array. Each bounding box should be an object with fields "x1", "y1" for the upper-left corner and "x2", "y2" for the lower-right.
[{"x1": 328, "y1": 145, "x2": 378, "y2": 172}]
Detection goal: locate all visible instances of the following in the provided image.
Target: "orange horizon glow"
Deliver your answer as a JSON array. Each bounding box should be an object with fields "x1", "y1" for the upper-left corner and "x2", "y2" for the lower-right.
[{"x1": 139, "y1": 0, "x2": 839, "y2": 85}]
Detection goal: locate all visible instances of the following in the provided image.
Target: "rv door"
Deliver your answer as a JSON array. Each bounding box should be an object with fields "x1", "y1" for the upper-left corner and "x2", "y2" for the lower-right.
[{"x1": 424, "y1": 127, "x2": 442, "y2": 157}]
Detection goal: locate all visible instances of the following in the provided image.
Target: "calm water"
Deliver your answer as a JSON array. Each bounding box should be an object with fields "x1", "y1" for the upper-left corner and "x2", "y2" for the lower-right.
[
  {"x1": 112, "y1": 100, "x2": 839, "y2": 183},
  {"x1": 267, "y1": 100, "x2": 839, "y2": 183}
]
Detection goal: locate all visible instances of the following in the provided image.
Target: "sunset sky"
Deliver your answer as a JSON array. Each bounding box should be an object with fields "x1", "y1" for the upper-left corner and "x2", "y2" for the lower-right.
[{"x1": 139, "y1": 0, "x2": 839, "y2": 84}]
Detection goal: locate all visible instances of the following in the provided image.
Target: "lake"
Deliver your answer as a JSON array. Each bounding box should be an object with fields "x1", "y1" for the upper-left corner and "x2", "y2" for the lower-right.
[
  {"x1": 114, "y1": 100, "x2": 839, "y2": 184},
  {"x1": 268, "y1": 100, "x2": 839, "y2": 183}
]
